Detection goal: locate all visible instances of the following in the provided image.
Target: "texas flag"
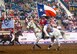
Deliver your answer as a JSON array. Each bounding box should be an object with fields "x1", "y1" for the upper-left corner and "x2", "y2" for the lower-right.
[{"x1": 37, "y1": 3, "x2": 56, "y2": 17}]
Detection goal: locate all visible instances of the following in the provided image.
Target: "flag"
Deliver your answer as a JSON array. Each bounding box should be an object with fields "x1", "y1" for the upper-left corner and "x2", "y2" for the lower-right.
[
  {"x1": 37, "y1": 3, "x2": 56, "y2": 17},
  {"x1": 2, "y1": 19, "x2": 14, "y2": 29}
]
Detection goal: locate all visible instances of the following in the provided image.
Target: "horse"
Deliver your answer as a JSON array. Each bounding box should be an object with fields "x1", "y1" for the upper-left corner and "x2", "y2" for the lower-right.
[
  {"x1": 47, "y1": 26, "x2": 65, "y2": 50},
  {"x1": 27, "y1": 20, "x2": 65, "y2": 50},
  {"x1": 0, "y1": 32, "x2": 15, "y2": 45},
  {"x1": 0, "y1": 30, "x2": 23, "y2": 45},
  {"x1": 27, "y1": 20, "x2": 42, "y2": 49},
  {"x1": 14, "y1": 30, "x2": 23, "y2": 45}
]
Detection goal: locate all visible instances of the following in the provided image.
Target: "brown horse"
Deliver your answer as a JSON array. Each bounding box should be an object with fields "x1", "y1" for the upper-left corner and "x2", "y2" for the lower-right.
[
  {"x1": 0, "y1": 30, "x2": 23, "y2": 45},
  {"x1": 14, "y1": 30, "x2": 23, "y2": 45}
]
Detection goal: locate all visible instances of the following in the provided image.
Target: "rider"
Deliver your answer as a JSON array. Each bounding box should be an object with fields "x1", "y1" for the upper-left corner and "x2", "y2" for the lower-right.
[
  {"x1": 39, "y1": 17, "x2": 47, "y2": 39},
  {"x1": 43, "y1": 20, "x2": 53, "y2": 38},
  {"x1": 9, "y1": 29, "x2": 15, "y2": 45}
]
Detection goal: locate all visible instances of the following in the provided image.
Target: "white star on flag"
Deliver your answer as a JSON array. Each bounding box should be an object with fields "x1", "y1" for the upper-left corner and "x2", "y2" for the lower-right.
[{"x1": 39, "y1": 8, "x2": 43, "y2": 12}]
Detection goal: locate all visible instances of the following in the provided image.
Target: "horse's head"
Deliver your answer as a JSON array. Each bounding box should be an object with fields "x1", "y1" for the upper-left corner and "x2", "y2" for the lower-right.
[
  {"x1": 15, "y1": 30, "x2": 23, "y2": 37},
  {"x1": 60, "y1": 31, "x2": 66, "y2": 39}
]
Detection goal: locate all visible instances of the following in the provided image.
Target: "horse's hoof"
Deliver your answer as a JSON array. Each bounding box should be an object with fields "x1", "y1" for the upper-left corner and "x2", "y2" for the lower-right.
[
  {"x1": 33, "y1": 47, "x2": 35, "y2": 50},
  {"x1": 33, "y1": 45, "x2": 35, "y2": 50},
  {"x1": 19, "y1": 44, "x2": 21, "y2": 46},
  {"x1": 56, "y1": 48, "x2": 60, "y2": 51},
  {"x1": 47, "y1": 47, "x2": 50, "y2": 50}
]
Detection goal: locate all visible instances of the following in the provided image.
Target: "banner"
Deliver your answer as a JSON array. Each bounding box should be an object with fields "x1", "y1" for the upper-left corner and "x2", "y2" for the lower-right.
[
  {"x1": 1, "y1": 32, "x2": 77, "y2": 44},
  {"x1": 2, "y1": 19, "x2": 14, "y2": 29},
  {"x1": 19, "y1": 32, "x2": 77, "y2": 44}
]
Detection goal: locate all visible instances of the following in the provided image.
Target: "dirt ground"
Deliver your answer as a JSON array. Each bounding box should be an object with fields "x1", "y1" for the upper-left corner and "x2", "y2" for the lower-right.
[{"x1": 0, "y1": 43, "x2": 77, "y2": 54}]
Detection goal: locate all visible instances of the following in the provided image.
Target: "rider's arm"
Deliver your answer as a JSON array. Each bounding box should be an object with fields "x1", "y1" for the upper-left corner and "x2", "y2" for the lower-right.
[{"x1": 43, "y1": 25, "x2": 50, "y2": 37}]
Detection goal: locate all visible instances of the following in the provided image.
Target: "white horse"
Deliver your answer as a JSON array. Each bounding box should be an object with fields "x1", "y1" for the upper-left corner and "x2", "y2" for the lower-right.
[
  {"x1": 27, "y1": 20, "x2": 42, "y2": 48},
  {"x1": 27, "y1": 20, "x2": 65, "y2": 50},
  {"x1": 47, "y1": 26, "x2": 65, "y2": 50}
]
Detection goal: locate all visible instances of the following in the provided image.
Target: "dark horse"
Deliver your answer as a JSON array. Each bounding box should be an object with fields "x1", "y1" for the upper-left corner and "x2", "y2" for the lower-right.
[
  {"x1": 0, "y1": 34, "x2": 13, "y2": 45},
  {"x1": 14, "y1": 30, "x2": 23, "y2": 45},
  {"x1": 0, "y1": 30, "x2": 23, "y2": 45}
]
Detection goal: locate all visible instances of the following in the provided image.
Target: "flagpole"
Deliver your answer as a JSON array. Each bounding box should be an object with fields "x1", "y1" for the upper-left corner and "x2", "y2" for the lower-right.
[{"x1": 35, "y1": 2, "x2": 40, "y2": 19}]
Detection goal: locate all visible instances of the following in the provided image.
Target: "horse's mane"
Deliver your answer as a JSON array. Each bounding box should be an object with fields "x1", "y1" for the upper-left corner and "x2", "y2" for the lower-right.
[
  {"x1": 27, "y1": 21, "x2": 41, "y2": 32},
  {"x1": 15, "y1": 31, "x2": 22, "y2": 36}
]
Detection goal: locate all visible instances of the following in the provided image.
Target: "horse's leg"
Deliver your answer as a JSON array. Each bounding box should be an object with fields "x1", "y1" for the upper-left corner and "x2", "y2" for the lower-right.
[
  {"x1": 0, "y1": 37, "x2": 5, "y2": 45},
  {"x1": 35, "y1": 39, "x2": 41, "y2": 49},
  {"x1": 48, "y1": 36, "x2": 55, "y2": 50},
  {"x1": 0, "y1": 35, "x2": 3, "y2": 43},
  {"x1": 9, "y1": 41, "x2": 14, "y2": 45},
  {"x1": 9, "y1": 34, "x2": 15, "y2": 45},
  {"x1": 33, "y1": 39, "x2": 41, "y2": 49},
  {"x1": 55, "y1": 37, "x2": 60, "y2": 51},
  {"x1": 15, "y1": 38, "x2": 21, "y2": 45},
  {"x1": 0, "y1": 37, "x2": 3, "y2": 43},
  {"x1": 33, "y1": 38, "x2": 41, "y2": 49},
  {"x1": 2, "y1": 40, "x2": 6, "y2": 45},
  {"x1": 0, "y1": 39, "x2": 3, "y2": 43},
  {"x1": 33, "y1": 33, "x2": 42, "y2": 49},
  {"x1": 9, "y1": 38, "x2": 14, "y2": 45},
  {"x1": 0, "y1": 39, "x2": 4, "y2": 45}
]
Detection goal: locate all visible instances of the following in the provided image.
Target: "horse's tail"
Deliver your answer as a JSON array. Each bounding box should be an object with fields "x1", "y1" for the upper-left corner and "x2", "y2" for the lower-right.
[{"x1": 60, "y1": 31, "x2": 66, "y2": 39}]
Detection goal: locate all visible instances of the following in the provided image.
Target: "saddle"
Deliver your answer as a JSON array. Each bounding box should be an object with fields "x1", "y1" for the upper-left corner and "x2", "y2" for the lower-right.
[
  {"x1": 44, "y1": 36, "x2": 50, "y2": 39},
  {"x1": 42, "y1": 31, "x2": 49, "y2": 39}
]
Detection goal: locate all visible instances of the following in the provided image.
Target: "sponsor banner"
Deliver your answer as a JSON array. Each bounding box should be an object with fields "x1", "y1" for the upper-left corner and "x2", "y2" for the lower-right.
[
  {"x1": 64, "y1": 32, "x2": 77, "y2": 40},
  {"x1": 19, "y1": 32, "x2": 77, "y2": 44},
  {"x1": 1, "y1": 32, "x2": 77, "y2": 45},
  {"x1": 2, "y1": 20, "x2": 14, "y2": 29}
]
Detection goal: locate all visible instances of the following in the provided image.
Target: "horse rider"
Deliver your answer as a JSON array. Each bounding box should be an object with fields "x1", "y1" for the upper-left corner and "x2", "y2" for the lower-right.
[
  {"x1": 9, "y1": 29, "x2": 15, "y2": 45},
  {"x1": 43, "y1": 21, "x2": 53, "y2": 39}
]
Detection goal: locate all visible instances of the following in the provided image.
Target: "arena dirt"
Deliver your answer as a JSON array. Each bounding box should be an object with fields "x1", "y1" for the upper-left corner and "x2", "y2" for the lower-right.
[{"x1": 0, "y1": 44, "x2": 77, "y2": 54}]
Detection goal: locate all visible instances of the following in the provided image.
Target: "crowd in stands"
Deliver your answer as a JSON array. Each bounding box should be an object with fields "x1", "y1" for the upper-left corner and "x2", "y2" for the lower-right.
[{"x1": 0, "y1": 0, "x2": 77, "y2": 32}]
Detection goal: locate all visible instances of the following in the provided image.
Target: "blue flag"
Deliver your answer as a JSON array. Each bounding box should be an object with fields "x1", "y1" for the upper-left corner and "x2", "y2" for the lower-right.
[
  {"x1": 37, "y1": 3, "x2": 45, "y2": 17},
  {"x1": 2, "y1": 19, "x2": 14, "y2": 29}
]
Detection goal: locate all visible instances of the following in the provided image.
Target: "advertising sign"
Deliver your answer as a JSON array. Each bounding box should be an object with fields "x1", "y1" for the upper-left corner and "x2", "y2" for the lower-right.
[{"x1": 19, "y1": 32, "x2": 77, "y2": 44}]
